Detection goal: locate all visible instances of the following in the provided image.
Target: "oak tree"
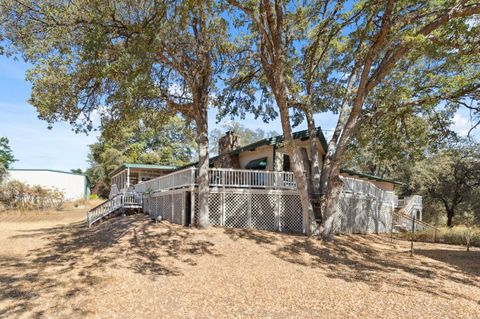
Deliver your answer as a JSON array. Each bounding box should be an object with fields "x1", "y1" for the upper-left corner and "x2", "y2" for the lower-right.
[{"x1": 0, "y1": 0, "x2": 230, "y2": 227}]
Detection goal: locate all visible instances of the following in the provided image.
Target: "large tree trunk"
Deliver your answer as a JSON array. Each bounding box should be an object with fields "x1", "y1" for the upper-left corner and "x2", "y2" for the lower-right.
[
  {"x1": 282, "y1": 115, "x2": 315, "y2": 235},
  {"x1": 277, "y1": 102, "x2": 316, "y2": 235},
  {"x1": 318, "y1": 70, "x2": 360, "y2": 236},
  {"x1": 319, "y1": 160, "x2": 345, "y2": 235},
  {"x1": 320, "y1": 115, "x2": 362, "y2": 235},
  {"x1": 195, "y1": 104, "x2": 210, "y2": 228},
  {"x1": 305, "y1": 108, "x2": 322, "y2": 221},
  {"x1": 446, "y1": 208, "x2": 454, "y2": 228},
  {"x1": 245, "y1": 0, "x2": 316, "y2": 234}
]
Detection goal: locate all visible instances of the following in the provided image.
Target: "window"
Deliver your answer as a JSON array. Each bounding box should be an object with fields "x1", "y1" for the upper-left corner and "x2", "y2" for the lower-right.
[
  {"x1": 245, "y1": 157, "x2": 268, "y2": 170},
  {"x1": 283, "y1": 154, "x2": 290, "y2": 171}
]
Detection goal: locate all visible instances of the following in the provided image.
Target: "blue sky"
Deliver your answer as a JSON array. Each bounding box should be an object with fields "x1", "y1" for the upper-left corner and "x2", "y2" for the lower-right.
[
  {"x1": 0, "y1": 56, "x2": 98, "y2": 171},
  {"x1": 0, "y1": 55, "x2": 476, "y2": 171}
]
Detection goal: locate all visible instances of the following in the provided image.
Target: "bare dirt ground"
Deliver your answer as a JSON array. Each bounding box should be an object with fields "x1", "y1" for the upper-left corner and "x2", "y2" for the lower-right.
[{"x1": 1, "y1": 209, "x2": 479, "y2": 319}]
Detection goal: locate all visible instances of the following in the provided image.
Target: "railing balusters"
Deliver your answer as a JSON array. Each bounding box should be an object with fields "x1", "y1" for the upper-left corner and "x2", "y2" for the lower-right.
[
  {"x1": 87, "y1": 191, "x2": 142, "y2": 227},
  {"x1": 340, "y1": 176, "x2": 396, "y2": 204},
  {"x1": 181, "y1": 168, "x2": 297, "y2": 190},
  {"x1": 134, "y1": 167, "x2": 403, "y2": 203}
]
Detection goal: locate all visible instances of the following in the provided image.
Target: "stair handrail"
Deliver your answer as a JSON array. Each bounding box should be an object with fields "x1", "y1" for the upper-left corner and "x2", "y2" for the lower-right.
[
  {"x1": 392, "y1": 209, "x2": 437, "y2": 232},
  {"x1": 398, "y1": 195, "x2": 422, "y2": 217},
  {"x1": 87, "y1": 191, "x2": 140, "y2": 227},
  {"x1": 340, "y1": 176, "x2": 395, "y2": 204}
]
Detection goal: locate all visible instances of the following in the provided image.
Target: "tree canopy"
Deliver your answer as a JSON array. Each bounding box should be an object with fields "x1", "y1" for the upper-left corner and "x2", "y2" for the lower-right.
[
  {"x1": 0, "y1": 0, "x2": 233, "y2": 227},
  {"x1": 86, "y1": 113, "x2": 195, "y2": 197},
  {"x1": 218, "y1": 0, "x2": 480, "y2": 234},
  {"x1": 343, "y1": 108, "x2": 454, "y2": 178},
  {"x1": 209, "y1": 121, "x2": 278, "y2": 155},
  {"x1": 0, "y1": 137, "x2": 15, "y2": 182},
  {"x1": 1, "y1": 0, "x2": 479, "y2": 232},
  {"x1": 409, "y1": 140, "x2": 480, "y2": 226}
]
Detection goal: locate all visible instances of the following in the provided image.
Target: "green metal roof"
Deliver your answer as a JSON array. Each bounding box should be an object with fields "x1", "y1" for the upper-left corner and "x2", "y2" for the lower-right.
[
  {"x1": 109, "y1": 163, "x2": 178, "y2": 177},
  {"x1": 340, "y1": 168, "x2": 404, "y2": 186},
  {"x1": 222, "y1": 126, "x2": 328, "y2": 157},
  {"x1": 179, "y1": 126, "x2": 329, "y2": 169}
]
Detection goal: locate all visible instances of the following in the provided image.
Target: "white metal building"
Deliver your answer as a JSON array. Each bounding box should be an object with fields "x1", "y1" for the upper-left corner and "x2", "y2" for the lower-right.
[{"x1": 7, "y1": 169, "x2": 90, "y2": 200}]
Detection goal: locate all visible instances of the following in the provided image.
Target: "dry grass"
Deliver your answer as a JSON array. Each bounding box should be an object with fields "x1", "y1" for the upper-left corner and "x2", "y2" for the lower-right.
[
  {"x1": 0, "y1": 211, "x2": 479, "y2": 319},
  {"x1": 394, "y1": 225, "x2": 480, "y2": 248}
]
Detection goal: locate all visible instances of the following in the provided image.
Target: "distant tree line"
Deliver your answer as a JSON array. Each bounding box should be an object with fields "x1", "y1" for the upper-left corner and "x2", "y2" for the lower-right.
[{"x1": 85, "y1": 112, "x2": 196, "y2": 198}]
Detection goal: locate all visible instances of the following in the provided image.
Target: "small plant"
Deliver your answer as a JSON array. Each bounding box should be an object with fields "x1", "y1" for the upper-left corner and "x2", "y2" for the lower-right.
[
  {"x1": 462, "y1": 213, "x2": 477, "y2": 252},
  {"x1": 89, "y1": 194, "x2": 99, "y2": 200},
  {"x1": 0, "y1": 180, "x2": 65, "y2": 211},
  {"x1": 464, "y1": 227, "x2": 474, "y2": 252}
]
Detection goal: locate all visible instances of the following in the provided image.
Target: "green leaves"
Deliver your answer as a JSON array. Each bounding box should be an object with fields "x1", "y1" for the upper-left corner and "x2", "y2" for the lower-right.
[
  {"x1": 86, "y1": 112, "x2": 195, "y2": 192},
  {"x1": 410, "y1": 140, "x2": 480, "y2": 225},
  {"x1": 0, "y1": 137, "x2": 15, "y2": 170},
  {"x1": 0, "y1": 137, "x2": 15, "y2": 183}
]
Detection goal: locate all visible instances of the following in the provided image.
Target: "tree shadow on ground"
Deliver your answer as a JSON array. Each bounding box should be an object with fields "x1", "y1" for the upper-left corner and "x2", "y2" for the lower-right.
[
  {"x1": 0, "y1": 214, "x2": 219, "y2": 318},
  {"x1": 415, "y1": 249, "x2": 480, "y2": 276},
  {"x1": 223, "y1": 228, "x2": 480, "y2": 303}
]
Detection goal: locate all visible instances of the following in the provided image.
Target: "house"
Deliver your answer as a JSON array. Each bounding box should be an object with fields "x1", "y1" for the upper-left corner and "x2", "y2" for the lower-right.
[
  {"x1": 7, "y1": 169, "x2": 90, "y2": 200},
  {"x1": 109, "y1": 163, "x2": 177, "y2": 193},
  {"x1": 89, "y1": 128, "x2": 423, "y2": 234}
]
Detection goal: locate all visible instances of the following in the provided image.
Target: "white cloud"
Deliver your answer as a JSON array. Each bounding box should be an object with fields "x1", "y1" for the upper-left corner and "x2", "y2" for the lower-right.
[{"x1": 451, "y1": 113, "x2": 471, "y2": 136}]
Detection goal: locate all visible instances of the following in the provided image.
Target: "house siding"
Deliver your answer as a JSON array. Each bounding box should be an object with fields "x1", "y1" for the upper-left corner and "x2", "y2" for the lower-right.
[{"x1": 238, "y1": 145, "x2": 274, "y2": 170}]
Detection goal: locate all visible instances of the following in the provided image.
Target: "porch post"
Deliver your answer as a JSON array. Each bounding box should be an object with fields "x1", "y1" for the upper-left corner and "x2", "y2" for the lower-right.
[{"x1": 127, "y1": 167, "x2": 130, "y2": 188}]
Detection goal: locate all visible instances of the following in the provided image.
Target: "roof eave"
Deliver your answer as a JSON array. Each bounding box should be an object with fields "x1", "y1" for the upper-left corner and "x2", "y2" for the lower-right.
[
  {"x1": 340, "y1": 168, "x2": 404, "y2": 186},
  {"x1": 109, "y1": 163, "x2": 178, "y2": 178}
]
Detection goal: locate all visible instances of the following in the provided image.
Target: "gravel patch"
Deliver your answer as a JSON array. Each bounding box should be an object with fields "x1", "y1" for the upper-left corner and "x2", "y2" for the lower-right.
[{"x1": 0, "y1": 212, "x2": 479, "y2": 318}]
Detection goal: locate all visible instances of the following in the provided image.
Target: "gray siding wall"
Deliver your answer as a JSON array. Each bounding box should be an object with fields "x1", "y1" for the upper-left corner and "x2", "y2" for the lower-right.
[{"x1": 337, "y1": 193, "x2": 393, "y2": 234}]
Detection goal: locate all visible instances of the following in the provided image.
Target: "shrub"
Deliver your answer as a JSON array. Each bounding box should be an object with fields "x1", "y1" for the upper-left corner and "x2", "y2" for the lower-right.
[
  {"x1": 0, "y1": 180, "x2": 65, "y2": 211},
  {"x1": 438, "y1": 226, "x2": 480, "y2": 248},
  {"x1": 89, "y1": 194, "x2": 99, "y2": 200}
]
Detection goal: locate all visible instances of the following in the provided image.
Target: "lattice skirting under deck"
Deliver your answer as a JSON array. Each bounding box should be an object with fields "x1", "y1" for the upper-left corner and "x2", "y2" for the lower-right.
[
  {"x1": 143, "y1": 188, "x2": 394, "y2": 235},
  {"x1": 142, "y1": 189, "x2": 187, "y2": 226},
  {"x1": 192, "y1": 188, "x2": 304, "y2": 234}
]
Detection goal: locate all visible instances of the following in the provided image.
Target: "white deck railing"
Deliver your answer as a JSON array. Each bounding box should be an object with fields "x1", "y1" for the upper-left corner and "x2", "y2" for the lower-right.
[
  {"x1": 134, "y1": 167, "x2": 196, "y2": 193},
  {"x1": 208, "y1": 168, "x2": 296, "y2": 189},
  {"x1": 134, "y1": 167, "x2": 297, "y2": 193},
  {"x1": 134, "y1": 167, "x2": 412, "y2": 206},
  {"x1": 87, "y1": 192, "x2": 142, "y2": 227},
  {"x1": 341, "y1": 176, "x2": 395, "y2": 203}
]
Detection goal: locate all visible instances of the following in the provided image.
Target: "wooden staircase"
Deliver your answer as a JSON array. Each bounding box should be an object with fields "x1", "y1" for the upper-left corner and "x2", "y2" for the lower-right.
[
  {"x1": 87, "y1": 192, "x2": 142, "y2": 227},
  {"x1": 392, "y1": 195, "x2": 435, "y2": 233}
]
